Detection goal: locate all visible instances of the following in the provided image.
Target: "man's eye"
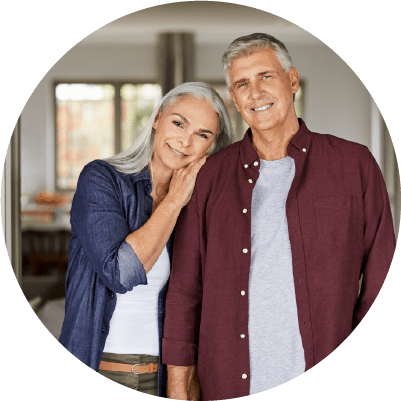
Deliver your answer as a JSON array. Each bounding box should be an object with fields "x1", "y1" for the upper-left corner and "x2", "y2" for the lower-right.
[
  {"x1": 239, "y1": 82, "x2": 247, "y2": 88},
  {"x1": 262, "y1": 75, "x2": 271, "y2": 80}
]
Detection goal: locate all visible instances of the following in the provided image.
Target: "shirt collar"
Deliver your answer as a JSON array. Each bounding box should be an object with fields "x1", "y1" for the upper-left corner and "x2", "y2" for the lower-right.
[
  {"x1": 289, "y1": 119, "x2": 312, "y2": 156},
  {"x1": 130, "y1": 165, "x2": 151, "y2": 183},
  {"x1": 130, "y1": 165, "x2": 152, "y2": 196},
  {"x1": 239, "y1": 118, "x2": 312, "y2": 166}
]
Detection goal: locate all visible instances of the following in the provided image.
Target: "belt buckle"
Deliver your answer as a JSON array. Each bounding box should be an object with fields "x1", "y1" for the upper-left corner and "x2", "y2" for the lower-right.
[{"x1": 132, "y1": 363, "x2": 148, "y2": 374}]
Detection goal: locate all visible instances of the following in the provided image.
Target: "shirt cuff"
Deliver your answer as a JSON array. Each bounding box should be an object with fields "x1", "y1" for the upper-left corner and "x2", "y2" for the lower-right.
[
  {"x1": 117, "y1": 240, "x2": 147, "y2": 290},
  {"x1": 162, "y1": 338, "x2": 198, "y2": 366}
]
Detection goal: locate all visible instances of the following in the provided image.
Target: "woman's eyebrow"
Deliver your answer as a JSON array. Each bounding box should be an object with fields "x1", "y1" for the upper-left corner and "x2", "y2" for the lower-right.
[
  {"x1": 172, "y1": 113, "x2": 214, "y2": 135},
  {"x1": 172, "y1": 113, "x2": 189, "y2": 124}
]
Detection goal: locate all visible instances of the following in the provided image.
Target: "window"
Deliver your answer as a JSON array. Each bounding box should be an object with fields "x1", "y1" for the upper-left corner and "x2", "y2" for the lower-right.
[
  {"x1": 55, "y1": 82, "x2": 162, "y2": 190},
  {"x1": 55, "y1": 80, "x2": 304, "y2": 190}
]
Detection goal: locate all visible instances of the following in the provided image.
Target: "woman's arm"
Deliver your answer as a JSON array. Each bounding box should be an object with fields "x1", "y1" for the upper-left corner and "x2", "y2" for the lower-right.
[{"x1": 126, "y1": 156, "x2": 207, "y2": 274}]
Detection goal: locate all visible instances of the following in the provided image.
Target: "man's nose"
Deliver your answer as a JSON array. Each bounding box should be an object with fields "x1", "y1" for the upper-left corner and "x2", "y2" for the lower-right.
[{"x1": 249, "y1": 81, "x2": 265, "y2": 100}]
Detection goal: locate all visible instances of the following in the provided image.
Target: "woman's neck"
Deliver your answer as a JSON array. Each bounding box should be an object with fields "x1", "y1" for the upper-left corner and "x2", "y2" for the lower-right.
[{"x1": 149, "y1": 158, "x2": 173, "y2": 202}]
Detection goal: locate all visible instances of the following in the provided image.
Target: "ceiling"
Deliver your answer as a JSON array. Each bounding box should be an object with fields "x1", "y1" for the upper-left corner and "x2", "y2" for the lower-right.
[{"x1": 80, "y1": 2, "x2": 320, "y2": 46}]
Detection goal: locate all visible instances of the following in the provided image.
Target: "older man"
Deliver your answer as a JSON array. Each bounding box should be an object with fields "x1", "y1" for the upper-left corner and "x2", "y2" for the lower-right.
[{"x1": 162, "y1": 33, "x2": 396, "y2": 400}]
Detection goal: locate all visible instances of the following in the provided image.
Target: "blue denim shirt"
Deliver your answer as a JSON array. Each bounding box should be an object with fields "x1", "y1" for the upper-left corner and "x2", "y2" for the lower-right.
[{"x1": 59, "y1": 160, "x2": 170, "y2": 397}]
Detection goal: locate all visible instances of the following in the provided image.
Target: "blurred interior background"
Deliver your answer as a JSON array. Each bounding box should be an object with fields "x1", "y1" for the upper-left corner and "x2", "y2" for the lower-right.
[{"x1": 2, "y1": 2, "x2": 400, "y2": 340}]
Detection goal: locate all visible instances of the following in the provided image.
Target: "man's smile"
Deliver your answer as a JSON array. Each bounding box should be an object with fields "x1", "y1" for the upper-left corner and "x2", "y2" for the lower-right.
[{"x1": 252, "y1": 103, "x2": 273, "y2": 111}]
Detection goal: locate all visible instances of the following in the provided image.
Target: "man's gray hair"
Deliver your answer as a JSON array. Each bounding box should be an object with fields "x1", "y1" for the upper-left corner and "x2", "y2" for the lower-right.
[
  {"x1": 104, "y1": 82, "x2": 234, "y2": 175},
  {"x1": 222, "y1": 33, "x2": 293, "y2": 88}
]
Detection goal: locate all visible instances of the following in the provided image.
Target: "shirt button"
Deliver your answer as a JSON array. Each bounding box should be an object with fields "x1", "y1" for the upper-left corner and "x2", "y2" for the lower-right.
[
  {"x1": 244, "y1": 164, "x2": 248, "y2": 168},
  {"x1": 110, "y1": 293, "x2": 115, "y2": 299},
  {"x1": 101, "y1": 327, "x2": 106, "y2": 333},
  {"x1": 248, "y1": 179, "x2": 253, "y2": 184},
  {"x1": 243, "y1": 209, "x2": 247, "y2": 213},
  {"x1": 253, "y1": 161, "x2": 258, "y2": 166},
  {"x1": 242, "y1": 248, "x2": 248, "y2": 253},
  {"x1": 241, "y1": 290, "x2": 246, "y2": 296},
  {"x1": 240, "y1": 334, "x2": 245, "y2": 338},
  {"x1": 302, "y1": 148, "x2": 307, "y2": 153},
  {"x1": 242, "y1": 374, "x2": 248, "y2": 379}
]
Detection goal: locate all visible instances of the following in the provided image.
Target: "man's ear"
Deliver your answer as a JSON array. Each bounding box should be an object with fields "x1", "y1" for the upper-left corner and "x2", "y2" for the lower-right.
[{"x1": 289, "y1": 67, "x2": 300, "y2": 95}]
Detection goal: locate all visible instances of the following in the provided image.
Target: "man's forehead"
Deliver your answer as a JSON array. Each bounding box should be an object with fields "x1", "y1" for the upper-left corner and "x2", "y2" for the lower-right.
[{"x1": 230, "y1": 48, "x2": 281, "y2": 72}]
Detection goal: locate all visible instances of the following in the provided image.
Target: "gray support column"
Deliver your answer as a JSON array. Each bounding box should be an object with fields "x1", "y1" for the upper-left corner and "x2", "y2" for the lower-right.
[{"x1": 158, "y1": 32, "x2": 195, "y2": 96}]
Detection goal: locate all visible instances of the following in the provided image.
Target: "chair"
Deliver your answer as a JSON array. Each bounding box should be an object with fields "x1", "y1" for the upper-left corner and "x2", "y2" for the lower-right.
[{"x1": 27, "y1": 230, "x2": 70, "y2": 275}]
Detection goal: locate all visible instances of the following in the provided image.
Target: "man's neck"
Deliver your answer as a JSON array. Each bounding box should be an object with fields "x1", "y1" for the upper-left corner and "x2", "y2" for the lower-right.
[{"x1": 250, "y1": 119, "x2": 300, "y2": 161}]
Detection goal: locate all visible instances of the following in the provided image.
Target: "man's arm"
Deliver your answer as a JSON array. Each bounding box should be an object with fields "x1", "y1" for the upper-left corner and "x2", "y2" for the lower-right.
[
  {"x1": 166, "y1": 365, "x2": 200, "y2": 400},
  {"x1": 162, "y1": 183, "x2": 203, "y2": 398},
  {"x1": 353, "y1": 149, "x2": 396, "y2": 328}
]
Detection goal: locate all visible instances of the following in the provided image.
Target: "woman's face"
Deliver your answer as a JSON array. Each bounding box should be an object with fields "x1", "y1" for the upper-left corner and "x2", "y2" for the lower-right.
[{"x1": 152, "y1": 95, "x2": 219, "y2": 171}]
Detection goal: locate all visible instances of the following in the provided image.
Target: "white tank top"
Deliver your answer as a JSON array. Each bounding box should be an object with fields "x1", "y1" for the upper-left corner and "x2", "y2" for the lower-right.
[{"x1": 103, "y1": 246, "x2": 170, "y2": 355}]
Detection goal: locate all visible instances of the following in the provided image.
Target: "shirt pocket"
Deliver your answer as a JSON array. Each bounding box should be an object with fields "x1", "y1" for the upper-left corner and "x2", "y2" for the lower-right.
[{"x1": 313, "y1": 196, "x2": 358, "y2": 248}]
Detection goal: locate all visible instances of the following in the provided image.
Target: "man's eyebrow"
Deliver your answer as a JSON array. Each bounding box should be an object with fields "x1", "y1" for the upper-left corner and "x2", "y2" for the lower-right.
[
  {"x1": 257, "y1": 70, "x2": 275, "y2": 77},
  {"x1": 233, "y1": 78, "x2": 248, "y2": 87}
]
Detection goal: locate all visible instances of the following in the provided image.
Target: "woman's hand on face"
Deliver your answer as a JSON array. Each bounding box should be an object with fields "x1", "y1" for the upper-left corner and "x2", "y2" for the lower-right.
[{"x1": 166, "y1": 156, "x2": 208, "y2": 209}]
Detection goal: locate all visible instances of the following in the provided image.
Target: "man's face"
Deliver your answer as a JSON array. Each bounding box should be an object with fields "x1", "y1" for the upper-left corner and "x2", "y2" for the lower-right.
[{"x1": 228, "y1": 47, "x2": 299, "y2": 136}]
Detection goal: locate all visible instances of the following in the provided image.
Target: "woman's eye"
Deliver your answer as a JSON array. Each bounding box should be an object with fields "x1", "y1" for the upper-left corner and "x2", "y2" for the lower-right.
[
  {"x1": 198, "y1": 133, "x2": 208, "y2": 139},
  {"x1": 173, "y1": 120, "x2": 183, "y2": 128}
]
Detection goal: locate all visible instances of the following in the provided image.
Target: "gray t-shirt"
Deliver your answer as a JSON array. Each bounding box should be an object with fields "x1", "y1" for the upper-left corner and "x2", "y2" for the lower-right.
[{"x1": 249, "y1": 157, "x2": 305, "y2": 394}]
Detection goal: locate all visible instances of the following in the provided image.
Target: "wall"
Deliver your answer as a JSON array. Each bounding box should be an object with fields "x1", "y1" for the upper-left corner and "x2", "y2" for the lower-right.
[
  {"x1": 198, "y1": 43, "x2": 372, "y2": 145},
  {"x1": 21, "y1": 41, "x2": 373, "y2": 196}
]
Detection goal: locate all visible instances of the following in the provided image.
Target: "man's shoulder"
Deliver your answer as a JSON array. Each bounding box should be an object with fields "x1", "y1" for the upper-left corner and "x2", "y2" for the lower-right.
[
  {"x1": 200, "y1": 141, "x2": 242, "y2": 176},
  {"x1": 311, "y1": 131, "x2": 370, "y2": 158}
]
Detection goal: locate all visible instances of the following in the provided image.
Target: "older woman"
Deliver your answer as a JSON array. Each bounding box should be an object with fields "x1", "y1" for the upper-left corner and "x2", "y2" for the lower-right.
[{"x1": 59, "y1": 82, "x2": 233, "y2": 396}]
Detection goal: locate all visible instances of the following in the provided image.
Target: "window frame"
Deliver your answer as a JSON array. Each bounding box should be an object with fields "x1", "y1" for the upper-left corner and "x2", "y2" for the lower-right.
[{"x1": 53, "y1": 79, "x2": 160, "y2": 192}]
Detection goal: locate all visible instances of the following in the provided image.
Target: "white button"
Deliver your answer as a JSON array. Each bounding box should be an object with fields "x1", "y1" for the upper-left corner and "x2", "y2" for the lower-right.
[
  {"x1": 243, "y1": 209, "x2": 247, "y2": 213},
  {"x1": 243, "y1": 248, "x2": 248, "y2": 253},
  {"x1": 244, "y1": 164, "x2": 248, "y2": 168},
  {"x1": 253, "y1": 161, "x2": 258, "y2": 166},
  {"x1": 248, "y1": 179, "x2": 253, "y2": 184},
  {"x1": 302, "y1": 148, "x2": 307, "y2": 153},
  {"x1": 242, "y1": 374, "x2": 247, "y2": 379},
  {"x1": 241, "y1": 290, "x2": 245, "y2": 296},
  {"x1": 240, "y1": 334, "x2": 245, "y2": 338}
]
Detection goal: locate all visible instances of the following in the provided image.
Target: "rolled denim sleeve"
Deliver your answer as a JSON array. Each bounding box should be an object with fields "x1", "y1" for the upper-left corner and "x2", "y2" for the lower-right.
[
  {"x1": 71, "y1": 161, "x2": 147, "y2": 293},
  {"x1": 118, "y1": 240, "x2": 147, "y2": 289}
]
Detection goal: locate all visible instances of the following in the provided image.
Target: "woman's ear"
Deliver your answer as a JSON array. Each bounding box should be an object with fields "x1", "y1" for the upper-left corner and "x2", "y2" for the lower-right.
[{"x1": 153, "y1": 109, "x2": 162, "y2": 130}]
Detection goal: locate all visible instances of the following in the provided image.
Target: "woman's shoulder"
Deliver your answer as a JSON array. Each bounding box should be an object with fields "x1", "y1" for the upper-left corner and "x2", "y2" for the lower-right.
[
  {"x1": 74, "y1": 160, "x2": 125, "y2": 195},
  {"x1": 81, "y1": 159, "x2": 115, "y2": 174}
]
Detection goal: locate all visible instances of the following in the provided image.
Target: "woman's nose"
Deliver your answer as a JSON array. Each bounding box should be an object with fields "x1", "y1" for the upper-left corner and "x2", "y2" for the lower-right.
[{"x1": 176, "y1": 132, "x2": 191, "y2": 147}]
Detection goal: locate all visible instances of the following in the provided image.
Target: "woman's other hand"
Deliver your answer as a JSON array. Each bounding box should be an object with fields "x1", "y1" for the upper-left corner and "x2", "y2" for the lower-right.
[{"x1": 166, "y1": 156, "x2": 207, "y2": 209}]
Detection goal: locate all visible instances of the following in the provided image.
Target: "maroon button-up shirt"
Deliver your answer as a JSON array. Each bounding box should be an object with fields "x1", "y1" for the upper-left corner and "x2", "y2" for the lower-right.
[{"x1": 162, "y1": 120, "x2": 395, "y2": 401}]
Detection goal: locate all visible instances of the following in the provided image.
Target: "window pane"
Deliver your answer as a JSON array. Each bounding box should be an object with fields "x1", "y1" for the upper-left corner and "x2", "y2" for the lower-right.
[
  {"x1": 56, "y1": 84, "x2": 115, "y2": 190},
  {"x1": 121, "y1": 84, "x2": 162, "y2": 151}
]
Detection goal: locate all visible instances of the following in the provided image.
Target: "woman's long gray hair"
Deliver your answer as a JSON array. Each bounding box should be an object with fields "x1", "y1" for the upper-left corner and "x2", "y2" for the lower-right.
[{"x1": 105, "y1": 82, "x2": 234, "y2": 174}]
